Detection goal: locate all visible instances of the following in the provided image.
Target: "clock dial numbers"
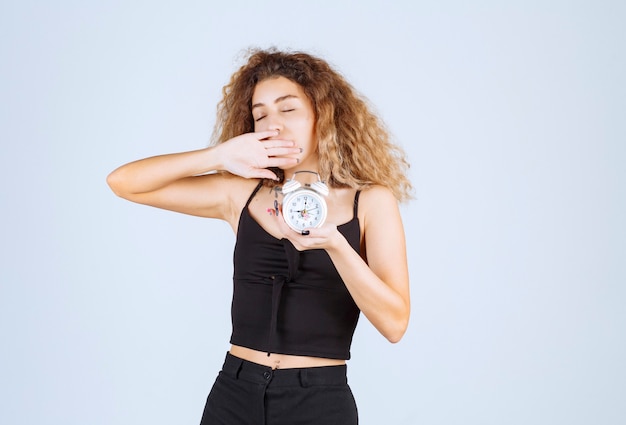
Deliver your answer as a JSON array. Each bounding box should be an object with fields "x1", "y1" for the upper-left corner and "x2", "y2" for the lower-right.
[
  {"x1": 284, "y1": 192, "x2": 327, "y2": 231},
  {"x1": 280, "y1": 173, "x2": 329, "y2": 232}
]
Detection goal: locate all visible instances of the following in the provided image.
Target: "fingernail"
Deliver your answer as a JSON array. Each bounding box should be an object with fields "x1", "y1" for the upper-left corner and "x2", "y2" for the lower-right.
[{"x1": 301, "y1": 230, "x2": 310, "y2": 236}]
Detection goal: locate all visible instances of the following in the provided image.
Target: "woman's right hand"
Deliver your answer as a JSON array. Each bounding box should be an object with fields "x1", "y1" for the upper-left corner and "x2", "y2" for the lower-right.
[
  {"x1": 107, "y1": 130, "x2": 301, "y2": 220},
  {"x1": 217, "y1": 130, "x2": 301, "y2": 180}
]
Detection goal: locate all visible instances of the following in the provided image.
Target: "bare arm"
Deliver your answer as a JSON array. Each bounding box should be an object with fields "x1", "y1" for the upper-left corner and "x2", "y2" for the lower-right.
[
  {"x1": 106, "y1": 130, "x2": 300, "y2": 219},
  {"x1": 274, "y1": 186, "x2": 410, "y2": 342}
]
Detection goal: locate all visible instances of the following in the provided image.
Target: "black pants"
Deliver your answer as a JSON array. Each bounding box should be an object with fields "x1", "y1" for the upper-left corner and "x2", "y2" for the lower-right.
[{"x1": 200, "y1": 352, "x2": 358, "y2": 425}]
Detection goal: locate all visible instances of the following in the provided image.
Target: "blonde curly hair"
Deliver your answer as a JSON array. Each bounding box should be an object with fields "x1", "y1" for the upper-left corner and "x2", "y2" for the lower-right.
[{"x1": 211, "y1": 48, "x2": 413, "y2": 202}]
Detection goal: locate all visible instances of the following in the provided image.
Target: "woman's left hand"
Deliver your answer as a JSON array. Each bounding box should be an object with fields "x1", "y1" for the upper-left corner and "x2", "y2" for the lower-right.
[
  {"x1": 274, "y1": 186, "x2": 410, "y2": 343},
  {"x1": 273, "y1": 207, "x2": 342, "y2": 251}
]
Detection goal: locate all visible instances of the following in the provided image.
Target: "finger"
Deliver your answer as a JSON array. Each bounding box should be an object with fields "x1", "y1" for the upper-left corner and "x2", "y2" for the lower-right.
[
  {"x1": 256, "y1": 130, "x2": 281, "y2": 140},
  {"x1": 247, "y1": 169, "x2": 280, "y2": 180},
  {"x1": 265, "y1": 146, "x2": 302, "y2": 156},
  {"x1": 261, "y1": 139, "x2": 296, "y2": 149}
]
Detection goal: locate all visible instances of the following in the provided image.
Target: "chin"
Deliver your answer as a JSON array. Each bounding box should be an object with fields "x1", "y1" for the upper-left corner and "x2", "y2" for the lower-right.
[{"x1": 278, "y1": 161, "x2": 301, "y2": 171}]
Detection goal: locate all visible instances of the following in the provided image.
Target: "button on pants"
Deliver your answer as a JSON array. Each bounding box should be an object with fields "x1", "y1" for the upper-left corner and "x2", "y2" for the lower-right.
[{"x1": 199, "y1": 352, "x2": 358, "y2": 425}]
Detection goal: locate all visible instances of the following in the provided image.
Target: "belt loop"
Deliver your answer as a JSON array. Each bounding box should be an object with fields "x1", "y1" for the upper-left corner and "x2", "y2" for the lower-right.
[
  {"x1": 299, "y1": 369, "x2": 309, "y2": 387},
  {"x1": 234, "y1": 357, "x2": 244, "y2": 380}
]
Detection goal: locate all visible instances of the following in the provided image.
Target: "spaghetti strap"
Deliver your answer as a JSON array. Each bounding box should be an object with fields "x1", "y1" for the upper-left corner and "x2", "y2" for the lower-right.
[
  {"x1": 245, "y1": 181, "x2": 265, "y2": 208},
  {"x1": 353, "y1": 190, "x2": 361, "y2": 218}
]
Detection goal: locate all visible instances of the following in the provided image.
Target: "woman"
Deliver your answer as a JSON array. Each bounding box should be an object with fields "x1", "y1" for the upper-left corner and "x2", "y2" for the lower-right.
[{"x1": 107, "y1": 48, "x2": 412, "y2": 425}]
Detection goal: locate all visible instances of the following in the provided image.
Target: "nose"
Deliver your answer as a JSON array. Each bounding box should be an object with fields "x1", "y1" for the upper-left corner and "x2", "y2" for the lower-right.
[{"x1": 264, "y1": 113, "x2": 283, "y2": 134}]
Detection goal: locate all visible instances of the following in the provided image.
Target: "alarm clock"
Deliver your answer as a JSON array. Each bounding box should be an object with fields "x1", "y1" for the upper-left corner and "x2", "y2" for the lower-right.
[{"x1": 281, "y1": 171, "x2": 329, "y2": 232}]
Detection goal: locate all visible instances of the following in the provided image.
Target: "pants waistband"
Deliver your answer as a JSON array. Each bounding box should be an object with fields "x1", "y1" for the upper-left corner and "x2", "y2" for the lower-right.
[{"x1": 221, "y1": 352, "x2": 348, "y2": 387}]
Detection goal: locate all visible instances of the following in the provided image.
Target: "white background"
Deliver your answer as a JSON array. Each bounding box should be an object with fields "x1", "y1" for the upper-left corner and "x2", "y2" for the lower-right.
[{"x1": 1, "y1": 1, "x2": 624, "y2": 424}]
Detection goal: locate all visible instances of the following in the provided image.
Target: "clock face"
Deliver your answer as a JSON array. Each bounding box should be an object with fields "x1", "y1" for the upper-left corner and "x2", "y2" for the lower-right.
[{"x1": 283, "y1": 190, "x2": 327, "y2": 231}]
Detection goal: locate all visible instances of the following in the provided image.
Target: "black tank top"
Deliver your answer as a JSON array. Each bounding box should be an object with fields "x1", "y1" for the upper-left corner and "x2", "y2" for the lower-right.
[{"x1": 230, "y1": 182, "x2": 362, "y2": 360}]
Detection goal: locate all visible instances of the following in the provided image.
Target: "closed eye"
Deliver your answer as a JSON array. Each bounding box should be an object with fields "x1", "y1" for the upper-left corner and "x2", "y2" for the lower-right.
[{"x1": 255, "y1": 115, "x2": 266, "y2": 122}]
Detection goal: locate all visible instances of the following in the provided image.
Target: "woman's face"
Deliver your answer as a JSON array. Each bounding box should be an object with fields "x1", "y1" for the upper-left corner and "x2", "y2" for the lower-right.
[{"x1": 252, "y1": 76, "x2": 317, "y2": 170}]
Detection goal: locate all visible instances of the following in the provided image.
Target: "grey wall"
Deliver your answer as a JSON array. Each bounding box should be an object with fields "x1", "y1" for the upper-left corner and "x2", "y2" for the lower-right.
[{"x1": 1, "y1": 1, "x2": 624, "y2": 424}]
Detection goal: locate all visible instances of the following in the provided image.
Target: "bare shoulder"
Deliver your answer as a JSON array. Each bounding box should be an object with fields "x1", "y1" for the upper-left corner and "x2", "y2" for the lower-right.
[
  {"x1": 358, "y1": 185, "x2": 397, "y2": 202},
  {"x1": 358, "y1": 185, "x2": 407, "y2": 275},
  {"x1": 358, "y1": 185, "x2": 399, "y2": 221}
]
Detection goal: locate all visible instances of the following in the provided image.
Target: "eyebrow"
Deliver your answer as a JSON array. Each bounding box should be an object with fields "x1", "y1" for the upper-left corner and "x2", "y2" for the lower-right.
[{"x1": 251, "y1": 94, "x2": 299, "y2": 110}]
